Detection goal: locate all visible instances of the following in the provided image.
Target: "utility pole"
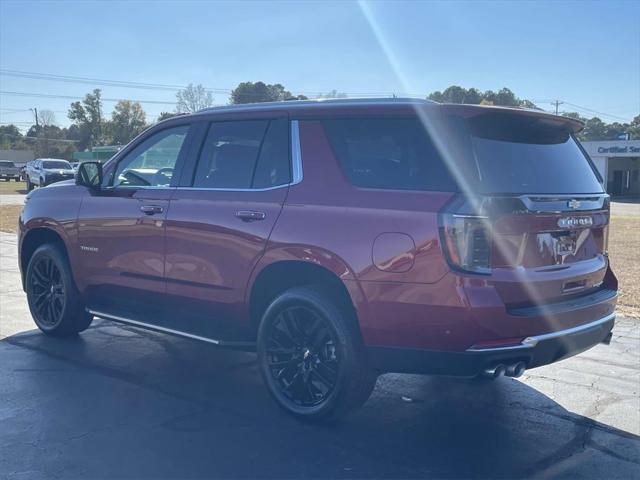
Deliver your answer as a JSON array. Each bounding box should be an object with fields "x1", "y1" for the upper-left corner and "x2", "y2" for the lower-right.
[
  {"x1": 31, "y1": 107, "x2": 39, "y2": 128},
  {"x1": 30, "y1": 108, "x2": 42, "y2": 156},
  {"x1": 551, "y1": 100, "x2": 564, "y2": 115}
]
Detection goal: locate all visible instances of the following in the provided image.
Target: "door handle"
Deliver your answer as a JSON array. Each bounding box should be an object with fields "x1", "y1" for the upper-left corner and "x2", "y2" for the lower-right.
[
  {"x1": 140, "y1": 205, "x2": 164, "y2": 215},
  {"x1": 235, "y1": 210, "x2": 266, "y2": 222}
]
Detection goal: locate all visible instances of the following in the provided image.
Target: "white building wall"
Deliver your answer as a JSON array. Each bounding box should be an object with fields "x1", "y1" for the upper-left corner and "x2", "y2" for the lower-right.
[{"x1": 591, "y1": 156, "x2": 608, "y2": 184}]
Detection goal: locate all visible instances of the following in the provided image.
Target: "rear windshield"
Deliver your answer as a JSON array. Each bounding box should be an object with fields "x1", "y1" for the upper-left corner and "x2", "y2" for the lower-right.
[
  {"x1": 0, "y1": 161, "x2": 16, "y2": 167},
  {"x1": 463, "y1": 113, "x2": 603, "y2": 194},
  {"x1": 322, "y1": 117, "x2": 458, "y2": 192},
  {"x1": 43, "y1": 160, "x2": 72, "y2": 169}
]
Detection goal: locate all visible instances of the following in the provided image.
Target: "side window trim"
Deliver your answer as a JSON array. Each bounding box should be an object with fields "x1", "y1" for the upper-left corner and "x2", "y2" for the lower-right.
[
  {"x1": 175, "y1": 117, "x2": 302, "y2": 192},
  {"x1": 107, "y1": 124, "x2": 192, "y2": 189}
]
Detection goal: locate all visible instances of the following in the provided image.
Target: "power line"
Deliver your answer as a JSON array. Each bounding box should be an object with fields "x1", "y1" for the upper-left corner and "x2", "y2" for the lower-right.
[
  {"x1": 0, "y1": 90, "x2": 177, "y2": 105},
  {"x1": 0, "y1": 132, "x2": 80, "y2": 143},
  {"x1": 0, "y1": 68, "x2": 399, "y2": 98},
  {"x1": 562, "y1": 101, "x2": 632, "y2": 122}
]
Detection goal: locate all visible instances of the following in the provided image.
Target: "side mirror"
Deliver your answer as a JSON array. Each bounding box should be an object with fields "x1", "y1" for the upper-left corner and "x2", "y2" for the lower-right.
[{"x1": 76, "y1": 162, "x2": 103, "y2": 189}]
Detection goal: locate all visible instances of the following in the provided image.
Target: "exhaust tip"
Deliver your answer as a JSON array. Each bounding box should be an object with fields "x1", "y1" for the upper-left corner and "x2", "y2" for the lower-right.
[
  {"x1": 483, "y1": 364, "x2": 506, "y2": 379},
  {"x1": 506, "y1": 362, "x2": 526, "y2": 378}
]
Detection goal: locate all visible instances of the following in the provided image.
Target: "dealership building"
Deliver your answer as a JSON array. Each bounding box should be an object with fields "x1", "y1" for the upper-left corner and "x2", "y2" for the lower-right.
[{"x1": 581, "y1": 140, "x2": 640, "y2": 198}]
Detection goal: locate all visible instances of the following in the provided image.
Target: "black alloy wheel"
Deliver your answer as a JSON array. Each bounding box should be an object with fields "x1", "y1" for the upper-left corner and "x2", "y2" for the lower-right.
[
  {"x1": 28, "y1": 255, "x2": 66, "y2": 327},
  {"x1": 265, "y1": 306, "x2": 340, "y2": 407},
  {"x1": 258, "y1": 286, "x2": 377, "y2": 421},
  {"x1": 26, "y1": 244, "x2": 93, "y2": 336}
]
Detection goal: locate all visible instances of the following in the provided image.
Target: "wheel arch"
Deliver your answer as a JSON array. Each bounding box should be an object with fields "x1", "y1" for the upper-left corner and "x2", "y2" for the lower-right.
[
  {"x1": 248, "y1": 258, "x2": 366, "y2": 339},
  {"x1": 20, "y1": 226, "x2": 72, "y2": 289}
]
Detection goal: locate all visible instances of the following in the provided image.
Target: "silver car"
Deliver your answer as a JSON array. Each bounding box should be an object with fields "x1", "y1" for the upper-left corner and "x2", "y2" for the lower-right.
[{"x1": 25, "y1": 158, "x2": 75, "y2": 191}]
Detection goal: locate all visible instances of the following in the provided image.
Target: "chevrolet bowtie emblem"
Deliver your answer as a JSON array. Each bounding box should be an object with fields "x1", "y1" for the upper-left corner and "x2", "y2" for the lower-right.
[{"x1": 567, "y1": 199, "x2": 581, "y2": 210}]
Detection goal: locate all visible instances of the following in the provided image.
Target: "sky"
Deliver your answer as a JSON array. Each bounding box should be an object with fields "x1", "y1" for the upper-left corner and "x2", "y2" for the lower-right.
[{"x1": 1, "y1": 0, "x2": 639, "y2": 131}]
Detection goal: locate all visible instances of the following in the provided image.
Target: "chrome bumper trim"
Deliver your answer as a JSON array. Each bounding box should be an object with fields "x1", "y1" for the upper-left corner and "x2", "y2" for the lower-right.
[{"x1": 466, "y1": 313, "x2": 615, "y2": 353}]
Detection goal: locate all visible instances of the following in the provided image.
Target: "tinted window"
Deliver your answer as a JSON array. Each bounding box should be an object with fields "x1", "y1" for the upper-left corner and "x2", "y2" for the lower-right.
[
  {"x1": 252, "y1": 118, "x2": 290, "y2": 188},
  {"x1": 465, "y1": 114, "x2": 603, "y2": 194},
  {"x1": 193, "y1": 119, "x2": 290, "y2": 189},
  {"x1": 113, "y1": 126, "x2": 188, "y2": 187},
  {"x1": 42, "y1": 160, "x2": 71, "y2": 169},
  {"x1": 0, "y1": 161, "x2": 15, "y2": 167},
  {"x1": 323, "y1": 117, "x2": 457, "y2": 192}
]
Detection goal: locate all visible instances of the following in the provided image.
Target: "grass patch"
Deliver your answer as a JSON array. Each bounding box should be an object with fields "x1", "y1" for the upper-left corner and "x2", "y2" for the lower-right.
[
  {"x1": 0, "y1": 180, "x2": 27, "y2": 195},
  {"x1": 0, "y1": 205, "x2": 21, "y2": 233},
  {"x1": 608, "y1": 216, "x2": 640, "y2": 319},
  {"x1": 0, "y1": 206, "x2": 637, "y2": 318}
]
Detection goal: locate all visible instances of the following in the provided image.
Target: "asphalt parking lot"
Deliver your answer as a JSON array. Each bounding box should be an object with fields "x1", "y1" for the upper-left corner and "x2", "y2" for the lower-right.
[{"x1": 1, "y1": 231, "x2": 639, "y2": 479}]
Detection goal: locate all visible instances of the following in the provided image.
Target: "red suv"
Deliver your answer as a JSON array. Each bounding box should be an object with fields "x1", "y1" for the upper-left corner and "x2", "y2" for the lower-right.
[{"x1": 19, "y1": 99, "x2": 617, "y2": 420}]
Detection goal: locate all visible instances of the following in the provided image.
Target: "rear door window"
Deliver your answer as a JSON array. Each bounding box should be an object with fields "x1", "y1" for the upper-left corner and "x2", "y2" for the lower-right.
[
  {"x1": 322, "y1": 117, "x2": 457, "y2": 192},
  {"x1": 193, "y1": 119, "x2": 290, "y2": 189}
]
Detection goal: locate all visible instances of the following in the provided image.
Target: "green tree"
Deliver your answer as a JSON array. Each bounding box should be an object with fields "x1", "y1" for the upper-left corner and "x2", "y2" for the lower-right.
[
  {"x1": 317, "y1": 89, "x2": 347, "y2": 99},
  {"x1": 581, "y1": 117, "x2": 607, "y2": 141},
  {"x1": 561, "y1": 111, "x2": 587, "y2": 121},
  {"x1": 0, "y1": 124, "x2": 22, "y2": 145},
  {"x1": 176, "y1": 84, "x2": 214, "y2": 113},
  {"x1": 230, "y1": 81, "x2": 307, "y2": 104},
  {"x1": 628, "y1": 115, "x2": 640, "y2": 139},
  {"x1": 428, "y1": 86, "x2": 528, "y2": 106},
  {"x1": 482, "y1": 88, "x2": 520, "y2": 107},
  {"x1": 108, "y1": 100, "x2": 147, "y2": 144},
  {"x1": 68, "y1": 89, "x2": 104, "y2": 149},
  {"x1": 157, "y1": 111, "x2": 180, "y2": 122}
]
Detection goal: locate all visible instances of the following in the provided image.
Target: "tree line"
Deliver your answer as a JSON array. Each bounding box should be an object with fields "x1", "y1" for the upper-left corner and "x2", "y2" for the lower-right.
[{"x1": 1, "y1": 82, "x2": 637, "y2": 159}]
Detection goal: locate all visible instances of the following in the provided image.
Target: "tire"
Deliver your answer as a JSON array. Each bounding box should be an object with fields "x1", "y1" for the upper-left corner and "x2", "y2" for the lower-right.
[
  {"x1": 257, "y1": 285, "x2": 377, "y2": 421},
  {"x1": 26, "y1": 177, "x2": 33, "y2": 191},
  {"x1": 25, "y1": 244, "x2": 93, "y2": 336},
  {"x1": 40, "y1": 177, "x2": 46, "y2": 188}
]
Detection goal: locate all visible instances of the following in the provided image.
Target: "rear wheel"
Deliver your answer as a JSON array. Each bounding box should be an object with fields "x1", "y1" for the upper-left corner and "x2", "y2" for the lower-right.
[
  {"x1": 257, "y1": 286, "x2": 376, "y2": 421},
  {"x1": 26, "y1": 244, "x2": 93, "y2": 336}
]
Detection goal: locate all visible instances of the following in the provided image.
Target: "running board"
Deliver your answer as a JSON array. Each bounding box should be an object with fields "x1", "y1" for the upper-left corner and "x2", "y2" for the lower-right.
[{"x1": 87, "y1": 309, "x2": 256, "y2": 351}]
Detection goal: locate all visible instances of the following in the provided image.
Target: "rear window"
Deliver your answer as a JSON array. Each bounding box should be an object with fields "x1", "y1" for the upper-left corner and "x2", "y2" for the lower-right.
[
  {"x1": 43, "y1": 160, "x2": 71, "y2": 169},
  {"x1": 464, "y1": 113, "x2": 603, "y2": 194},
  {"x1": 322, "y1": 117, "x2": 457, "y2": 192}
]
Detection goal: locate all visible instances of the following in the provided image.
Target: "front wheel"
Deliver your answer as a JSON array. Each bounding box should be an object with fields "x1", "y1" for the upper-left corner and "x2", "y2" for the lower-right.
[
  {"x1": 25, "y1": 244, "x2": 93, "y2": 336},
  {"x1": 257, "y1": 286, "x2": 377, "y2": 421},
  {"x1": 26, "y1": 177, "x2": 33, "y2": 191},
  {"x1": 39, "y1": 177, "x2": 46, "y2": 187}
]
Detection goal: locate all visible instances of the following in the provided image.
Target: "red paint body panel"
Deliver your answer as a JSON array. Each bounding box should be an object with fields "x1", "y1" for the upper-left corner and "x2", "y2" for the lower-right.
[{"x1": 18, "y1": 100, "x2": 617, "y2": 371}]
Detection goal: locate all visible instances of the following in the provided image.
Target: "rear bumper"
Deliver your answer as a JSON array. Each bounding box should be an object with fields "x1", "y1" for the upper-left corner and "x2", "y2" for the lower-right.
[{"x1": 368, "y1": 313, "x2": 615, "y2": 376}]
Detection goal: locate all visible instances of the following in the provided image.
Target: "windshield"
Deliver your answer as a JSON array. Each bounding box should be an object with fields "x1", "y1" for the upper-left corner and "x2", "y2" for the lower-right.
[
  {"x1": 455, "y1": 113, "x2": 604, "y2": 195},
  {"x1": 42, "y1": 160, "x2": 72, "y2": 169},
  {"x1": 0, "y1": 161, "x2": 16, "y2": 167}
]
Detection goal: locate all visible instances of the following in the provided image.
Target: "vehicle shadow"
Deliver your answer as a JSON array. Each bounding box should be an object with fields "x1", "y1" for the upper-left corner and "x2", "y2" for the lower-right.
[{"x1": 1, "y1": 319, "x2": 638, "y2": 479}]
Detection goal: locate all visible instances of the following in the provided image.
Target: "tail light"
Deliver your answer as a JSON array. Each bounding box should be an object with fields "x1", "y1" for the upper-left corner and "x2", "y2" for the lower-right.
[{"x1": 440, "y1": 196, "x2": 492, "y2": 275}]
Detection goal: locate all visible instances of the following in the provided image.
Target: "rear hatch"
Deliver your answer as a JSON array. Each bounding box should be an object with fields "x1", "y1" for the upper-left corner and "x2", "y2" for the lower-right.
[{"x1": 439, "y1": 107, "x2": 613, "y2": 307}]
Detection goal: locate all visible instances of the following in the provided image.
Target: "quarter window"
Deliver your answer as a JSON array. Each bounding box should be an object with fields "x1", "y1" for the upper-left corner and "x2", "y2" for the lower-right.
[
  {"x1": 322, "y1": 117, "x2": 457, "y2": 192},
  {"x1": 112, "y1": 126, "x2": 189, "y2": 187},
  {"x1": 192, "y1": 119, "x2": 290, "y2": 189}
]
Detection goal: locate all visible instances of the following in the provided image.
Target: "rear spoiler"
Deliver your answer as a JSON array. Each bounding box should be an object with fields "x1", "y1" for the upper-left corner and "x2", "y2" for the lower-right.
[{"x1": 439, "y1": 103, "x2": 584, "y2": 134}]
